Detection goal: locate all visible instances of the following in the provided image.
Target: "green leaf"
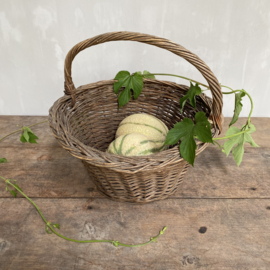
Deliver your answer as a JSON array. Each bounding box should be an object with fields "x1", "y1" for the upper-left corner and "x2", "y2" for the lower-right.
[
  {"x1": 142, "y1": 70, "x2": 156, "y2": 79},
  {"x1": 13, "y1": 183, "x2": 22, "y2": 192},
  {"x1": 165, "y1": 126, "x2": 184, "y2": 145},
  {"x1": 165, "y1": 112, "x2": 213, "y2": 166},
  {"x1": 20, "y1": 135, "x2": 27, "y2": 143},
  {"x1": 10, "y1": 190, "x2": 17, "y2": 198},
  {"x1": 130, "y1": 72, "x2": 144, "y2": 99},
  {"x1": 23, "y1": 130, "x2": 29, "y2": 142},
  {"x1": 28, "y1": 133, "x2": 38, "y2": 144},
  {"x1": 118, "y1": 88, "x2": 131, "y2": 108},
  {"x1": 232, "y1": 141, "x2": 245, "y2": 166},
  {"x1": 194, "y1": 112, "x2": 213, "y2": 143},
  {"x1": 223, "y1": 124, "x2": 259, "y2": 166},
  {"x1": 113, "y1": 71, "x2": 131, "y2": 94},
  {"x1": 0, "y1": 158, "x2": 7, "y2": 163},
  {"x1": 179, "y1": 133, "x2": 197, "y2": 166},
  {"x1": 113, "y1": 70, "x2": 144, "y2": 108},
  {"x1": 20, "y1": 127, "x2": 39, "y2": 143},
  {"x1": 179, "y1": 82, "x2": 202, "y2": 113},
  {"x1": 229, "y1": 91, "x2": 245, "y2": 126},
  {"x1": 23, "y1": 126, "x2": 34, "y2": 134},
  {"x1": 53, "y1": 223, "x2": 60, "y2": 229}
]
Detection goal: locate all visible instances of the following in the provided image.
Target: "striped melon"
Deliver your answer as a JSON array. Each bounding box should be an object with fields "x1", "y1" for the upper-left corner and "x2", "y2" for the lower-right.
[
  {"x1": 107, "y1": 133, "x2": 159, "y2": 156},
  {"x1": 115, "y1": 113, "x2": 169, "y2": 150}
]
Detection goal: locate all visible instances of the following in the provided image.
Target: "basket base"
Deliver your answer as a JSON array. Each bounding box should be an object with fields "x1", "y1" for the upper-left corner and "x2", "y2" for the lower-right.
[{"x1": 82, "y1": 160, "x2": 190, "y2": 204}]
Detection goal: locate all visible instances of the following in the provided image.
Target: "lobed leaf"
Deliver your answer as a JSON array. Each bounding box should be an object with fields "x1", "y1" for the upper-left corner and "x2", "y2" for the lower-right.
[
  {"x1": 118, "y1": 88, "x2": 131, "y2": 108},
  {"x1": 23, "y1": 130, "x2": 29, "y2": 142},
  {"x1": 165, "y1": 112, "x2": 213, "y2": 166},
  {"x1": 179, "y1": 82, "x2": 202, "y2": 113},
  {"x1": 113, "y1": 71, "x2": 131, "y2": 94},
  {"x1": 23, "y1": 126, "x2": 34, "y2": 134},
  {"x1": 28, "y1": 133, "x2": 38, "y2": 144},
  {"x1": 229, "y1": 91, "x2": 245, "y2": 126},
  {"x1": 142, "y1": 70, "x2": 156, "y2": 79},
  {"x1": 20, "y1": 135, "x2": 27, "y2": 143},
  {"x1": 13, "y1": 183, "x2": 23, "y2": 192},
  {"x1": 131, "y1": 72, "x2": 144, "y2": 99},
  {"x1": 113, "y1": 70, "x2": 143, "y2": 108},
  {"x1": 53, "y1": 223, "x2": 60, "y2": 229},
  {"x1": 223, "y1": 124, "x2": 259, "y2": 166},
  {"x1": 9, "y1": 190, "x2": 17, "y2": 198},
  {"x1": 20, "y1": 127, "x2": 39, "y2": 144},
  {"x1": 0, "y1": 158, "x2": 7, "y2": 163}
]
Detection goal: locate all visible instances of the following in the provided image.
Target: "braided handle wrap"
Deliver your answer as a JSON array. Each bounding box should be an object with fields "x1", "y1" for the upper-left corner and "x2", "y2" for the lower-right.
[{"x1": 64, "y1": 31, "x2": 223, "y2": 132}]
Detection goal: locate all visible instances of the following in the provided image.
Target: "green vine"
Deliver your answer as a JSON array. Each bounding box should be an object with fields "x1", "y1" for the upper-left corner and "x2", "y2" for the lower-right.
[
  {"x1": 113, "y1": 70, "x2": 258, "y2": 166},
  {"x1": 0, "y1": 120, "x2": 48, "y2": 143},
  {"x1": 144, "y1": 73, "x2": 253, "y2": 129},
  {"x1": 0, "y1": 71, "x2": 258, "y2": 167},
  {"x1": 0, "y1": 176, "x2": 167, "y2": 247},
  {"x1": 221, "y1": 87, "x2": 253, "y2": 126}
]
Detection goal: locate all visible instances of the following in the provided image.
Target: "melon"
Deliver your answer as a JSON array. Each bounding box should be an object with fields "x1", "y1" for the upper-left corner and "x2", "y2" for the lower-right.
[
  {"x1": 115, "y1": 113, "x2": 169, "y2": 150},
  {"x1": 107, "y1": 133, "x2": 159, "y2": 156}
]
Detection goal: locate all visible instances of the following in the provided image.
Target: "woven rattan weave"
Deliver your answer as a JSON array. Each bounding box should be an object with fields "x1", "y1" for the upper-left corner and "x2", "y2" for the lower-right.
[{"x1": 49, "y1": 31, "x2": 223, "y2": 203}]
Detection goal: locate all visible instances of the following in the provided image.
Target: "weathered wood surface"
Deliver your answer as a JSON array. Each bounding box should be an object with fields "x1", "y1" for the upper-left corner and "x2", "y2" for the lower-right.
[
  {"x1": 0, "y1": 116, "x2": 269, "y2": 198},
  {"x1": 1, "y1": 198, "x2": 270, "y2": 270},
  {"x1": 0, "y1": 116, "x2": 269, "y2": 269}
]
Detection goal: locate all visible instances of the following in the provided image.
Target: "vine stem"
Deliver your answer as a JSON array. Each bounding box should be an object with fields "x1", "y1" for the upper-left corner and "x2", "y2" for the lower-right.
[
  {"x1": 213, "y1": 129, "x2": 249, "y2": 141},
  {"x1": 0, "y1": 120, "x2": 48, "y2": 143},
  {"x1": 221, "y1": 86, "x2": 253, "y2": 126},
  {"x1": 144, "y1": 73, "x2": 254, "y2": 141},
  {"x1": 144, "y1": 73, "x2": 209, "y2": 88},
  {"x1": 0, "y1": 74, "x2": 254, "y2": 145},
  {"x1": 1, "y1": 176, "x2": 167, "y2": 247}
]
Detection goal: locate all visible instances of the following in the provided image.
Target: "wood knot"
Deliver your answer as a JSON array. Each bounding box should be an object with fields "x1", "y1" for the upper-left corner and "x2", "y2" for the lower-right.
[
  {"x1": 37, "y1": 155, "x2": 53, "y2": 162},
  {"x1": 199, "y1": 226, "x2": 207, "y2": 234},
  {"x1": 181, "y1": 255, "x2": 200, "y2": 266},
  {"x1": 0, "y1": 239, "x2": 10, "y2": 255}
]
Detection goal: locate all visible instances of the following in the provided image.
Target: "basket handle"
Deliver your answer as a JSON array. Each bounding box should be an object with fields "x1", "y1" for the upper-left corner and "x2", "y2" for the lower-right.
[{"x1": 64, "y1": 31, "x2": 223, "y2": 132}]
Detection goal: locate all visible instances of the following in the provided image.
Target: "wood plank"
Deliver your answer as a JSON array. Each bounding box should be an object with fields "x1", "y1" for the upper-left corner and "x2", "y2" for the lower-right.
[
  {"x1": 0, "y1": 117, "x2": 269, "y2": 199},
  {"x1": 1, "y1": 197, "x2": 270, "y2": 269},
  {"x1": 0, "y1": 146, "x2": 269, "y2": 199},
  {"x1": 1, "y1": 116, "x2": 269, "y2": 147},
  {"x1": 0, "y1": 116, "x2": 58, "y2": 148}
]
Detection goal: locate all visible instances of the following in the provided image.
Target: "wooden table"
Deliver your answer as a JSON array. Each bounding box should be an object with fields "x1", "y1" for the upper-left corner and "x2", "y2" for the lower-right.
[{"x1": 0, "y1": 116, "x2": 269, "y2": 270}]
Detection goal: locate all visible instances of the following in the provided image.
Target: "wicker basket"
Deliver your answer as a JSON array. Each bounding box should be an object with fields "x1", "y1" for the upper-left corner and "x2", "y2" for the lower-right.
[{"x1": 48, "y1": 31, "x2": 223, "y2": 203}]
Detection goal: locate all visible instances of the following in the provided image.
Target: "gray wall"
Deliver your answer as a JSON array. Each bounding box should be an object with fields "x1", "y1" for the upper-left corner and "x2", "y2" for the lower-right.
[{"x1": 0, "y1": 0, "x2": 269, "y2": 117}]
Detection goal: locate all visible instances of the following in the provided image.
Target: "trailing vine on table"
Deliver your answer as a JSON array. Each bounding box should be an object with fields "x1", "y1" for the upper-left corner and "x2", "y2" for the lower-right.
[
  {"x1": 0, "y1": 176, "x2": 167, "y2": 247},
  {"x1": 0, "y1": 120, "x2": 167, "y2": 247}
]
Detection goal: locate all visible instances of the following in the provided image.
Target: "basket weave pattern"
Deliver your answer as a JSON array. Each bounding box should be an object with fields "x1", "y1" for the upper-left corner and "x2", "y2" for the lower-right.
[{"x1": 49, "y1": 32, "x2": 223, "y2": 203}]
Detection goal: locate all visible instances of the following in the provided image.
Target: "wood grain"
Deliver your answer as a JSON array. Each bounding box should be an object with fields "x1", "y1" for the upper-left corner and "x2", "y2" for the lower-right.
[
  {"x1": 1, "y1": 198, "x2": 270, "y2": 270},
  {"x1": 0, "y1": 116, "x2": 269, "y2": 269},
  {"x1": 0, "y1": 116, "x2": 269, "y2": 199}
]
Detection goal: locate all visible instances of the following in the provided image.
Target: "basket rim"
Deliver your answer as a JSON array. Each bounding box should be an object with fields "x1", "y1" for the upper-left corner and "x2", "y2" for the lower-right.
[{"x1": 48, "y1": 79, "x2": 219, "y2": 173}]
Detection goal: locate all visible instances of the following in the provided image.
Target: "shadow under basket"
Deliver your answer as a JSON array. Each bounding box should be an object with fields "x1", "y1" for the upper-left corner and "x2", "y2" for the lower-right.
[{"x1": 48, "y1": 31, "x2": 223, "y2": 203}]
